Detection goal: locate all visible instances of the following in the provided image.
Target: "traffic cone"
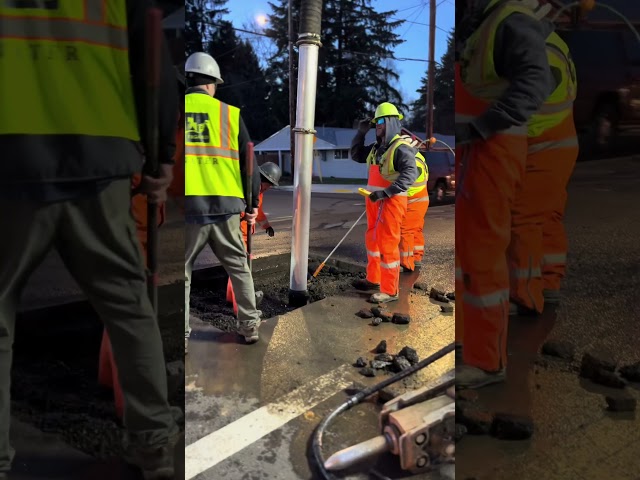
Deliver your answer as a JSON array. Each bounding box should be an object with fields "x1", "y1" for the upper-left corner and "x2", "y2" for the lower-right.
[{"x1": 98, "y1": 330, "x2": 124, "y2": 419}]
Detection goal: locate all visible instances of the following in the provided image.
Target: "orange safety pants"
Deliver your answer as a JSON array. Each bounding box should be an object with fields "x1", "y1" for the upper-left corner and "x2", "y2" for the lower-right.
[
  {"x1": 365, "y1": 195, "x2": 408, "y2": 295},
  {"x1": 508, "y1": 115, "x2": 578, "y2": 309},
  {"x1": 457, "y1": 134, "x2": 527, "y2": 372},
  {"x1": 399, "y1": 188, "x2": 430, "y2": 271}
]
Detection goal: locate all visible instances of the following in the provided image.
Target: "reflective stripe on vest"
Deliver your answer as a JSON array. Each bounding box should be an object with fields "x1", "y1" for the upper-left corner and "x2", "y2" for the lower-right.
[
  {"x1": 0, "y1": 1, "x2": 138, "y2": 139},
  {"x1": 407, "y1": 151, "x2": 428, "y2": 198},
  {"x1": 528, "y1": 32, "x2": 577, "y2": 138},
  {"x1": 185, "y1": 94, "x2": 243, "y2": 198}
]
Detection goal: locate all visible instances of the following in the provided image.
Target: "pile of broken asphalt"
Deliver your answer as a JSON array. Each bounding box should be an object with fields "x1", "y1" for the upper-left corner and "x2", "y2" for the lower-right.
[{"x1": 455, "y1": 340, "x2": 640, "y2": 443}]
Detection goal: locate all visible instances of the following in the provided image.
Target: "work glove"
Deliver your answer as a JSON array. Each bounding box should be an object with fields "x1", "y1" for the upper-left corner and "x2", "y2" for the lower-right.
[
  {"x1": 265, "y1": 225, "x2": 275, "y2": 237},
  {"x1": 368, "y1": 190, "x2": 388, "y2": 203},
  {"x1": 358, "y1": 118, "x2": 372, "y2": 134},
  {"x1": 140, "y1": 164, "x2": 173, "y2": 203}
]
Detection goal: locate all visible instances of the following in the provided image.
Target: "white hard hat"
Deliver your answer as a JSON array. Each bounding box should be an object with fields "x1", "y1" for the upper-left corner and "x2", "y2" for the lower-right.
[{"x1": 185, "y1": 52, "x2": 224, "y2": 84}]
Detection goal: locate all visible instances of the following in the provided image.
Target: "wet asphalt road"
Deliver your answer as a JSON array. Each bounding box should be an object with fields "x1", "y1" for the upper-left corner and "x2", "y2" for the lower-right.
[
  {"x1": 456, "y1": 155, "x2": 640, "y2": 480},
  {"x1": 186, "y1": 193, "x2": 455, "y2": 479}
]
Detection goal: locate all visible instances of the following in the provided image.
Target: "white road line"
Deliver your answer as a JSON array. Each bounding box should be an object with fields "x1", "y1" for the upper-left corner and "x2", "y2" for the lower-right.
[{"x1": 184, "y1": 365, "x2": 354, "y2": 479}]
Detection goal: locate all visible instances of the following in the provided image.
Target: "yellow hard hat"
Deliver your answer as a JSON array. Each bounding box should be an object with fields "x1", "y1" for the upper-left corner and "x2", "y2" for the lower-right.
[{"x1": 371, "y1": 102, "x2": 404, "y2": 124}]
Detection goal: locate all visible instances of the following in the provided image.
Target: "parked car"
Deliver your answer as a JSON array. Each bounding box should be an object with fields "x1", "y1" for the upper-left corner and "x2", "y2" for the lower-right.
[
  {"x1": 421, "y1": 148, "x2": 455, "y2": 202},
  {"x1": 557, "y1": 27, "x2": 640, "y2": 152}
]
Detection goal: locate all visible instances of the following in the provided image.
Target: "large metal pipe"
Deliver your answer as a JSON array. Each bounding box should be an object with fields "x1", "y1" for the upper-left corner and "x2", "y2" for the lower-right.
[{"x1": 289, "y1": 0, "x2": 323, "y2": 305}]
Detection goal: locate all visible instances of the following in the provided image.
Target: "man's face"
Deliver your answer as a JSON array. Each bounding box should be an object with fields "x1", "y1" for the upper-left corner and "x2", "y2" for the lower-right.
[
  {"x1": 260, "y1": 182, "x2": 272, "y2": 193},
  {"x1": 375, "y1": 117, "x2": 386, "y2": 139}
]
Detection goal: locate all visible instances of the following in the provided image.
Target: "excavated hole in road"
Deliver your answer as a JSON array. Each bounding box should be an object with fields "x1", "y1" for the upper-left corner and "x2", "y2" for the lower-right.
[
  {"x1": 10, "y1": 281, "x2": 185, "y2": 459},
  {"x1": 190, "y1": 257, "x2": 367, "y2": 332}
]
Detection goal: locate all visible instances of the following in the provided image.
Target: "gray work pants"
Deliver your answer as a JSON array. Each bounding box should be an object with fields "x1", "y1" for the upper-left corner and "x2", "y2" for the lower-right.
[
  {"x1": 0, "y1": 179, "x2": 178, "y2": 472},
  {"x1": 185, "y1": 215, "x2": 259, "y2": 337}
]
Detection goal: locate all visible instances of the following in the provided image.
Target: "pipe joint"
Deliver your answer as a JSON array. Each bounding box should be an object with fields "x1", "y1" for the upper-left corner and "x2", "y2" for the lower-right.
[{"x1": 296, "y1": 33, "x2": 323, "y2": 47}]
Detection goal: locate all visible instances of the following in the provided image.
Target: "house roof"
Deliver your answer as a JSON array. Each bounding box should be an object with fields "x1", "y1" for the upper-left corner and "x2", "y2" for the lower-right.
[{"x1": 255, "y1": 125, "x2": 455, "y2": 152}]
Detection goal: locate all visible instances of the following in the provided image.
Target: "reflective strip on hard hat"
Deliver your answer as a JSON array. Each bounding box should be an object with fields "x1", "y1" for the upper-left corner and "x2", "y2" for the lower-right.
[
  {"x1": 462, "y1": 289, "x2": 509, "y2": 308},
  {"x1": 0, "y1": 17, "x2": 128, "y2": 50},
  {"x1": 528, "y1": 136, "x2": 579, "y2": 154},
  {"x1": 381, "y1": 261, "x2": 400, "y2": 269}
]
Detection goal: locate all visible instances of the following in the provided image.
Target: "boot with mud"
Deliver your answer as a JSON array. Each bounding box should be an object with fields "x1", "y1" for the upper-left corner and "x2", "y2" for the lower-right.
[
  {"x1": 353, "y1": 278, "x2": 380, "y2": 291},
  {"x1": 124, "y1": 432, "x2": 182, "y2": 480},
  {"x1": 369, "y1": 292, "x2": 399, "y2": 304},
  {"x1": 455, "y1": 364, "x2": 506, "y2": 389}
]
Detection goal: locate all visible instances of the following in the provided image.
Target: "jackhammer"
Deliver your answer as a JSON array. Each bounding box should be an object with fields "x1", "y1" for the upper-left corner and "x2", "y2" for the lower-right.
[{"x1": 311, "y1": 342, "x2": 456, "y2": 479}]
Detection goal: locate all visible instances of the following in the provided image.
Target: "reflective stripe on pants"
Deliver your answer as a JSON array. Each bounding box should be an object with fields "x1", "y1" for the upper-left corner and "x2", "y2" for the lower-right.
[
  {"x1": 400, "y1": 188, "x2": 429, "y2": 270},
  {"x1": 457, "y1": 132, "x2": 527, "y2": 371},
  {"x1": 365, "y1": 196, "x2": 407, "y2": 295}
]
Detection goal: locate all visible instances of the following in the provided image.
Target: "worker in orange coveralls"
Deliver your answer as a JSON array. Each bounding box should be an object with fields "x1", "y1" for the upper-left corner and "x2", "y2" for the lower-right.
[
  {"x1": 455, "y1": 0, "x2": 554, "y2": 389},
  {"x1": 226, "y1": 162, "x2": 282, "y2": 314},
  {"x1": 399, "y1": 151, "x2": 429, "y2": 273},
  {"x1": 98, "y1": 66, "x2": 186, "y2": 416},
  {"x1": 350, "y1": 102, "x2": 419, "y2": 304}
]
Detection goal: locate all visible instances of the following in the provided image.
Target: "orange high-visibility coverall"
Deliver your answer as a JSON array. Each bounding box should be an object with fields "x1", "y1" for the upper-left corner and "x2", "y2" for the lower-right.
[
  {"x1": 226, "y1": 192, "x2": 267, "y2": 312},
  {"x1": 400, "y1": 187, "x2": 429, "y2": 271},
  {"x1": 365, "y1": 156, "x2": 408, "y2": 296},
  {"x1": 98, "y1": 122, "x2": 185, "y2": 417}
]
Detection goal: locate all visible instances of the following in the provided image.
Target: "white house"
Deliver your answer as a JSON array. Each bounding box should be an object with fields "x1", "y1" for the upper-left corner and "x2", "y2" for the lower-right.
[{"x1": 254, "y1": 125, "x2": 455, "y2": 180}]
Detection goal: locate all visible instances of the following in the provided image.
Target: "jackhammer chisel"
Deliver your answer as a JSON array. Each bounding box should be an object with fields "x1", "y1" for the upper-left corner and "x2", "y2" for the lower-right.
[{"x1": 144, "y1": 7, "x2": 162, "y2": 312}]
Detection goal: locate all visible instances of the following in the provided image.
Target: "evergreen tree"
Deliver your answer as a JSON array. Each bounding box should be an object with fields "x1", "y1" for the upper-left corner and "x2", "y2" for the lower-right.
[
  {"x1": 266, "y1": 0, "x2": 406, "y2": 129},
  {"x1": 408, "y1": 31, "x2": 454, "y2": 136},
  {"x1": 185, "y1": 0, "x2": 229, "y2": 56}
]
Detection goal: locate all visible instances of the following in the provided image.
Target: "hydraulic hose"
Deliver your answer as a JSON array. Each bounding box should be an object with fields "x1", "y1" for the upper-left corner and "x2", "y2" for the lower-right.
[{"x1": 311, "y1": 342, "x2": 456, "y2": 480}]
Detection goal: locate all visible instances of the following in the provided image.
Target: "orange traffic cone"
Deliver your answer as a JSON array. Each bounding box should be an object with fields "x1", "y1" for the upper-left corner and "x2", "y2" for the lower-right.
[
  {"x1": 227, "y1": 277, "x2": 239, "y2": 317},
  {"x1": 98, "y1": 330, "x2": 124, "y2": 419}
]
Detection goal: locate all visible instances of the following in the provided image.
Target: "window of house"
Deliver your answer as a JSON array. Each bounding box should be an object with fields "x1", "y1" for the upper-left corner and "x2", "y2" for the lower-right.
[{"x1": 334, "y1": 149, "x2": 349, "y2": 160}]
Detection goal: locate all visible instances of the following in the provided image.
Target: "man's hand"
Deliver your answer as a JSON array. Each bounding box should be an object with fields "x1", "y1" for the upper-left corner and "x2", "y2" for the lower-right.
[
  {"x1": 369, "y1": 190, "x2": 388, "y2": 202},
  {"x1": 140, "y1": 164, "x2": 173, "y2": 203},
  {"x1": 358, "y1": 118, "x2": 372, "y2": 134},
  {"x1": 265, "y1": 225, "x2": 275, "y2": 237},
  {"x1": 245, "y1": 208, "x2": 259, "y2": 225}
]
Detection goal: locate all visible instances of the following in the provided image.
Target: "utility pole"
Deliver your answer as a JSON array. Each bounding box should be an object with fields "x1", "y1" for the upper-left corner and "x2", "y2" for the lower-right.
[
  {"x1": 289, "y1": 0, "x2": 296, "y2": 178},
  {"x1": 427, "y1": 0, "x2": 436, "y2": 143}
]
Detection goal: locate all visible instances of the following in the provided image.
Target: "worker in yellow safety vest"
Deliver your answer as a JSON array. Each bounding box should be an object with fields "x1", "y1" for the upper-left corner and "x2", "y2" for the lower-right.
[
  {"x1": 351, "y1": 102, "x2": 419, "y2": 303},
  {"x1": 508, "y1": 18, "x2": 579, "y2": 313},
  {"x1": 184, "y1": 52, "x2": 262, "y2": 347},
  {"x1": 400, "y1": 152, "x2": 429, "y2": 272},
  {"x1": 0, "y1": 1, "x2": 180, "y2": 478}
]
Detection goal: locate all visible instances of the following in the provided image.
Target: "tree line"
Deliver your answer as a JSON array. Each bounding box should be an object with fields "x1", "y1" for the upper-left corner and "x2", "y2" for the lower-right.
[{"x1": 184, "y1": 0, "x2": 454, "y2": 141}]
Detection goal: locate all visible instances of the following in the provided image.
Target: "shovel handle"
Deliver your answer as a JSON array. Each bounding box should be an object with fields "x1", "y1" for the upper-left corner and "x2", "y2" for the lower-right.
[{"x1": 313, "y1": 262, "x2": 325, "y2": 278}]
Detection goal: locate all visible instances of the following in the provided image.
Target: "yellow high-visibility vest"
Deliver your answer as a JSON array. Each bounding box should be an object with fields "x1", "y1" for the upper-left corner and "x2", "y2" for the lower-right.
[
  {"x1": 407, "y1": 151, "x2": 428, "y2": 198},
  {"x1": 461, "y1": 0, "x2": 575, "y2": 138},
  {"x1": 0, "y1": 0, "x2": 139, "y2": 139},
  {"x1": 184, "y1": 93, "x2": 243, "y2": 198}
]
